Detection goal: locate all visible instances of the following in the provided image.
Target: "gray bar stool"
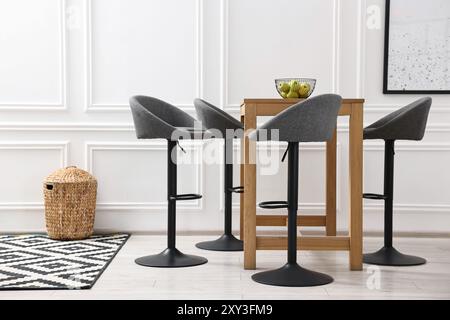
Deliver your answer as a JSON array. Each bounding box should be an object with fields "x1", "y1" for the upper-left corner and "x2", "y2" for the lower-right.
[
  {"x1": 363, "y1": 97, "x2": 432, "y2": 266},
  {"x1": 249, "y1": 94, "x2": 342, "y2": 287},
  {"x1": 194, "y1": 99, "x2": 244, "y2": 251},
  {"x1": 129, "y1": 95, "x2": 208, "y2": 268}
]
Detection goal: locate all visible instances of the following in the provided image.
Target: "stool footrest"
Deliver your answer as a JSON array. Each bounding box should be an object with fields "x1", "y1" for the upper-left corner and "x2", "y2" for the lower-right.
[
  {"x1": 363, "y1": 193, "x2": 387, "y2": 200},
  {"x1": 259, "y1": 201, "x2": 289, "y2": 209},
  {"x1": 170, "y1": 194, "x2": 202, "y2": 201},
  {"x1": 228, "y1": 186, "x2": 244, "y2": 194}
]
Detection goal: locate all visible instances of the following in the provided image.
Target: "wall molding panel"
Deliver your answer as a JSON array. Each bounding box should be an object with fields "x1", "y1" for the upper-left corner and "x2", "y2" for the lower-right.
[
  {"x1": 0, "y1": 0, "x2": 67, "y2": 110},
  {"x1": 332, "y1": 0, "x2": 342, "y2": 94},
  {"x1": 364, "y1": 104, "x2": 450, "y2": 114},
  {"x1": 219, "y1": 0, "x2": 229, "y2": 109},
  {"x1": 355, "y1": 0, "x2": 367, "y2": 98},
  {"x1": 0, "y1": 141, "x2": 69, "y2": 169},
  {"x1": 0, "y1": 123, "x2": 135, "y2": 132},
  {"x1": 0, "y1": 141, "x2": 69, "y2": 210},
  {"x1": 363, "y1": 142, "x2": 450, "y2": 215},
  {"x1": 84, "y1": 0, "x2": 204, "y2": 112},
  {"x1": 85, "y1": 141, "x2": 204, "y2": 211},
  {"x1": 222, "y1": 0, "x2": 342, "y2": 112}
]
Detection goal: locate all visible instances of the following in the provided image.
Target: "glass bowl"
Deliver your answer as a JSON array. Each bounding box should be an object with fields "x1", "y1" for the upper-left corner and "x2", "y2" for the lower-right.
[{"x1": 275, "y1": 78, "x2": 316, "y2": 99}]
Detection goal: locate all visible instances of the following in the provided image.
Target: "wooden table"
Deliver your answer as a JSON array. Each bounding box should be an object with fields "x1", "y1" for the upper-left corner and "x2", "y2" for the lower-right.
[{"x1": 239, "y1": 98, "x2": 364, "y2": 271}]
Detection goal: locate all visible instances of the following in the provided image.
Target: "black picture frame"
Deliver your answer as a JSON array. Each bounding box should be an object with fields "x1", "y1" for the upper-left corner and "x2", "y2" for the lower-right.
[{"x1": 383, "y1": 0, "x2": 450, "y2": 94}]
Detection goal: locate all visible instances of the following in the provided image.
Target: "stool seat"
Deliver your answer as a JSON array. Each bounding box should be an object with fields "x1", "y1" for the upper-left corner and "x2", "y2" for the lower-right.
[
  {"x1": 249, "y1": 94, "x2": 342, "y2": 142},
  {"x1": 194, "y1": 99, "x2": 243, "y2": 138},
  {"x1": 364, "y1": 97, "x2": 431, "y2": 141},
  {"x1": 130, "y1": 95, "x2": 205, "y2": 141}
]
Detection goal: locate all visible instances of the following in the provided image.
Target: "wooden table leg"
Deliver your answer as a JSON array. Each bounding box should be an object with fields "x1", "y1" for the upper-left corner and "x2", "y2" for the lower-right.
[
  {"x1": 349, "y1": 104, "x2": 364, "y2": 271},
  {"x1": 240, "y1": 115, "x2": 245, "y2": 241},
  {"x1": 326, "y1": 128, "x2": 337, "y2": 236},
  {"x1": 243, "y1": 105, "x2": 257, "y2": 270}
]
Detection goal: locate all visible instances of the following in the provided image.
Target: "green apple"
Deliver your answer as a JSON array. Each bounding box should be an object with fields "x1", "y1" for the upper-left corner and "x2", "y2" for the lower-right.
[
  {"x1": 279, "y1": 82, "x2": 291, "y2": 94},
  {"x1": 289, "y1": 80, "x2": 300, "y2": 93},
  {"x1": 287, "y1": 90, "x2": 299, "y2": 99},
  {"x1": 298, "y1": 82, "x2": 311, "y2": 98},
  {"x1": 280, "y1": 91, "x2": 288, "y2": 99}
]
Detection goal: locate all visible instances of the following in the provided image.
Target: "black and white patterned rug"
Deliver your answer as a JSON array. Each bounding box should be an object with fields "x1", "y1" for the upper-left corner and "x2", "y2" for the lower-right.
[{"x1": 0, "y1": 234, "x2": 129, "y2": 290}]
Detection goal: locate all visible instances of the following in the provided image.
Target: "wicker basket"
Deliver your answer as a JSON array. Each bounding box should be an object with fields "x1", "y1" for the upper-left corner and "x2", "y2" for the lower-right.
[{"x1": 44, "y1": 166, "x2": 98, "y2": 240}]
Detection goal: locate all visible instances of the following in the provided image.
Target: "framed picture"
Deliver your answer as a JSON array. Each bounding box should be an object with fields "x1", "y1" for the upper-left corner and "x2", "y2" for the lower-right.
[{"x1": 383, "y1": 0, "x2": 450, "y2": 94}]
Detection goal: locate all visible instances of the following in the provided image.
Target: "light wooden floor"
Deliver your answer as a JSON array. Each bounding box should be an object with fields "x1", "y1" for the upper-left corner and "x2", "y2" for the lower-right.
[{"x1": 1, "y1": 235, "x2": 449, "y2": 300}]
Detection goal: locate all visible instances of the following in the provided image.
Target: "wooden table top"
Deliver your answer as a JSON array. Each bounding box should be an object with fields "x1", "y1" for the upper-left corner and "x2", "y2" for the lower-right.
[
  {"x1": 240, "y1": 98, "x2": 365, "y2": 117},
  {"x1": 241, "y1": 98, "x2": 365, "y2": 106}
]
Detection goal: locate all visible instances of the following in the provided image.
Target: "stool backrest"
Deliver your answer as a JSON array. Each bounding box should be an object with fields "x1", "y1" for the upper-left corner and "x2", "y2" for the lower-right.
[
  {"x1": 250, "y1": 94, "x2": 342, "y2": 142},
  {"x1": 130, "y1": 96, "x2": 197, "y2": 139}
]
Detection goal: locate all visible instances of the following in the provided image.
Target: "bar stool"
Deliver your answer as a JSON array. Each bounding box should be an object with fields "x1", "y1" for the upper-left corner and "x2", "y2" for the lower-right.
[
  {"x1": 194, "y1": 99, "x2": 244, "y2": 251},
  {"x1": 249, "y1": 94, "x2": 342, "y2": 287},
  {"x1": 129, "y1": 95, "x2": 208, "y2": 267},
  {"x1": 363, "y1": 97, "x2": 432, "y2": 266}
]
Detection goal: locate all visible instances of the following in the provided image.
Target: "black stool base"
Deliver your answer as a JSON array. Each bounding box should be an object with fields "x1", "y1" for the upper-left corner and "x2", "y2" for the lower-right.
[
  {"x1": 135, "y1": 248, "x2": 208, "y2": 268},
  {"x1": 196, "y1": 234, "x2": 243, "y2": 251},
  {"x1": 251, "y1": 263, "x2": 333, "y2": 287},
  {"x1": 364, "y1": 246, "x2": 426, "y2": 266}
]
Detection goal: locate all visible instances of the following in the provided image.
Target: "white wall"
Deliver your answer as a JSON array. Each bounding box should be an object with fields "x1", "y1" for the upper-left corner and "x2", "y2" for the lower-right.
[{"x1": 0, "y1": 0, "x2": 448, "y2": 234}]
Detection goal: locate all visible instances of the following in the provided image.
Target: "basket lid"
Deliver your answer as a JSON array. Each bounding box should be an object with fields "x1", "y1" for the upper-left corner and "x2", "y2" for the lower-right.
[{"x1": 44, "y1": 166, "x2": 96, "y2": 184}]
